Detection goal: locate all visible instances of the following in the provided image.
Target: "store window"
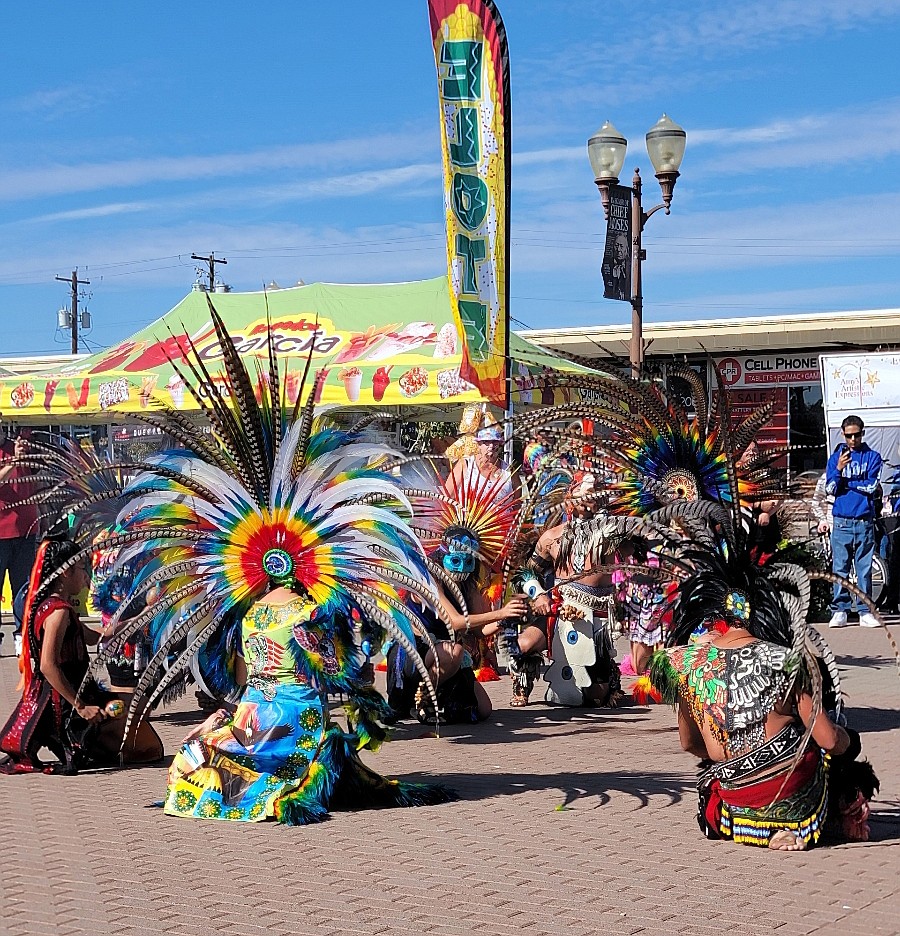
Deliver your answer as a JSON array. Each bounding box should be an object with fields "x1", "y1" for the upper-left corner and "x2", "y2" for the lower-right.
[{"x1": 789, "y1": 384, "x2": 826, "y2": 474}]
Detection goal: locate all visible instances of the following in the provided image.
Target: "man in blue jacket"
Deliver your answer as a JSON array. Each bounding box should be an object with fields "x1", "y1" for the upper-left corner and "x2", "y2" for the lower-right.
[{"x1": 826, "y1": 414, "x2": 883, "y2": 627}]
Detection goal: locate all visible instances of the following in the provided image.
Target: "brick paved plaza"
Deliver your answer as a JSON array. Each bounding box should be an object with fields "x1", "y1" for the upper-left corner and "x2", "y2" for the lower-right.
[{"x1": 0, "y1": 622, "x2": 897, "y2": 936}]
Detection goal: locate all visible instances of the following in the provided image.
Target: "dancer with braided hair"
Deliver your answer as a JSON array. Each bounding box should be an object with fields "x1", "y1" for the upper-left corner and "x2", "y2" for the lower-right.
[
  {"x1": 0, "y1": 538, "x2": 97, "y2": 773},
  {"x1": 0, "y1": 537, "x2": 162, "y2": 774}
]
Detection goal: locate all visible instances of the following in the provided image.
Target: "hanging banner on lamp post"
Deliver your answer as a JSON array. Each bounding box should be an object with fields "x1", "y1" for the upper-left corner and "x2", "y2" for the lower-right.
[
  {"x1": 602, "y1": 183, "x2": 632, "y2": 302},
  {"x1": 428, "y1": 0, "x2": 511, "y2": 404}
]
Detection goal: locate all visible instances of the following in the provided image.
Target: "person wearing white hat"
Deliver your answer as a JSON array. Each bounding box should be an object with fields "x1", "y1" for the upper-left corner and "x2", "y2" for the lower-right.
[{"x1": 450, "y1": 423, "x2": 514, "y2": 499}]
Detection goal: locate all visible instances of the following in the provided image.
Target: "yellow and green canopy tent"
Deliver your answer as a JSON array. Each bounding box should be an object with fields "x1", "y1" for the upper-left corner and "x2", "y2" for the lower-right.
[{"x1": 0, "y1": 277, "x2": 589, "y2": 420}]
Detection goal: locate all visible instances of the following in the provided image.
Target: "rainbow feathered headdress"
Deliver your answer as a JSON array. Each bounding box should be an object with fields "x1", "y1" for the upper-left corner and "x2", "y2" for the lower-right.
[
  {"x1": 47, "y1": 298, "x2": 445, "y2": 744},
  {"x1": 403, "y1": 462, "x2": 521, "y2": 571}
]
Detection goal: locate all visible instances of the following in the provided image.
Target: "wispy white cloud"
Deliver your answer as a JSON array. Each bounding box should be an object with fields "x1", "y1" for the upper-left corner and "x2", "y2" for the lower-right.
[
  {"x1": 653, "y1": 0, "x2": 900, "y2": 58},
  {"x1": 253, "y1": 163, "x2": 439, "y2": 202},
  {"x1": 692, "y1": 98, "x2": 900, "y2": 174},
  {"x1": 6, "y1": 84, "x2": 102, "y2": 118},
  {"x1": 5, "y1": 162, "x2": 440, "y2": 230},
  {"x1": 514, "y1": 147, "x2": 583, "y2": 167},
  {"x1": 1, "y1": 203, "x2": 896, "y2": 341},
  {"x1": 500, "y1": 187, "x2": 900, "y2": 286},
  {"x1": 688, "y1": 119, "x2": 825, "y2": 147},
  {"x1": 537, "y1": 0, "x2": 900, "y2": 82},
  {"x1": 637, "y1": 191, "x2": 900, "y2": 276},
  {"x1": 0, "y1": 130, "x2": 436, "y2": 203},
  {"x1": 26, "y1": 202, "x2": 152, "y2": 224},
  {"x1": 0, "y1": 220, "x2": 447, "y2": 291},
  {"x1": 510, "y1": 97, "x2": 900, "y2": 188},
  {"x1": 514, "y1": 0, "x2": 900, "y2": 130}
]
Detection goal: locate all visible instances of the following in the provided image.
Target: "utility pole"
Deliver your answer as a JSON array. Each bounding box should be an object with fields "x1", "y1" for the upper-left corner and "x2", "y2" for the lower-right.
[
  {"x1": 191, "y1": 252, "x2": 228, "y2": 291},
  {"x1": 55, "y1": 270, "x2": 90, "y2": 354}
]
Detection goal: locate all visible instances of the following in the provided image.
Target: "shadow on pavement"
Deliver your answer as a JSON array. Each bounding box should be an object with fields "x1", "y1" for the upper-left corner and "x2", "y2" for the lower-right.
[
  {"x1": 387, "y1": 702, "x2": 657, "y2": 746},
  {"x1": 867, "y1": 803, "x2": 900, "y2": 844},
  {"x1": 845, "y1": 705, "x2": 900, "y2": 733},
  {"x1": 152, "y1": 708, "x2": 211, "y2": 726},
  {"x1": 835, "y1": 654, "x2": 896, "y2": 670},
  {"x1": 396, "y1": 767, "x2": 693, "y2": 809}
]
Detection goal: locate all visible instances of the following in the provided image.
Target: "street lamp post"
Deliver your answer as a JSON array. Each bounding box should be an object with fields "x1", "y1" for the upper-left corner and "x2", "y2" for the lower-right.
[{"x1": 588, "y1": 115, "x2": 686, "y2": 377}]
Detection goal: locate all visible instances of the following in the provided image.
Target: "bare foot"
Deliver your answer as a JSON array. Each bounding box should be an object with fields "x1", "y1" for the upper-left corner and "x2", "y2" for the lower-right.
[{"x1": 768, "y1": 829, "x2": 807, "y2": 851}]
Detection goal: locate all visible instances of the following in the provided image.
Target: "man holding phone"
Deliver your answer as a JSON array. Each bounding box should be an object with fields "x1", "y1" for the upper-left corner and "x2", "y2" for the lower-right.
[{"x1": 826, "y1": 415, "x2": 883, "y2": 627}]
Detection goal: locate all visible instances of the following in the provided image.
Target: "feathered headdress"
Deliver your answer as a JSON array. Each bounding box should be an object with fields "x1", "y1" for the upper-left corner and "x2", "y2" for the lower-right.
[
  {"x1": 511, "y1": 365, "x2": 783, "y2": 535},
  {"x1": 511, "y1": 364, "x2": 898, "y2": 736},
  {"x1": 401, "y1": 462, "x2": 521, "y2": 574},
  {"x1": 1, "y1": 432, "x2": 131, "y2": 541},
  {"x1": 389, "y1": 458, "x2": 526, "y2": 623},
  {"x1": 48, "y1": 298, "x2": 444, "y2": 748}
]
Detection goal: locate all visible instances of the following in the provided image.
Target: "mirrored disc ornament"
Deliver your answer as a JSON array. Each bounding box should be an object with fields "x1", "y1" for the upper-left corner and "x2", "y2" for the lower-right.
[
  {"x1": 262, "y1": 547, "x2": 295, "y2": 581},
  {"x1": 662, "y1": 468, "x2": 699, "y2": 501}
]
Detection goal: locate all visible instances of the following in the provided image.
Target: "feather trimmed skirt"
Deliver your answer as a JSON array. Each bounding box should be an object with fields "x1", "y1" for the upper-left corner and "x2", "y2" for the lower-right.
[
  {"x1": 697, "y1": 726, "x2": 828, "y2": 848},
  {"x1": 164, "y1": 683, "x2": 454, "y2": 824}
]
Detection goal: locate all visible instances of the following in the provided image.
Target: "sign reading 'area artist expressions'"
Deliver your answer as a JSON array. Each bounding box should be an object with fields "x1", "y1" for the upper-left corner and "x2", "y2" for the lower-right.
[{"x1": 821, "y1": 353, "x2": 900, "y2": 427}]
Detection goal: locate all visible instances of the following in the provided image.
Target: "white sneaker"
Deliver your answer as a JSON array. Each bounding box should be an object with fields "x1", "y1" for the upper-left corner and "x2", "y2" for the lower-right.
[
  {"x1": 828, "y1": 612, "x2": 849, "y2": 628},
  {"x1": 13, "y1": 634, "x2": 22, "y2": 656},
  {"x1": 859, "y1": 613, "x2": 883, "y2": 628}
]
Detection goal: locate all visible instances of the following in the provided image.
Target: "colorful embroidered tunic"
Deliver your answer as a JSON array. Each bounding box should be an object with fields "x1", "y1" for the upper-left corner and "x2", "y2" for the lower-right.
[
  {"x1": 165, "y1": 597, "x2": 453, "y2": 824},
  {"x1": 165, "y1": 598, "x2": 330, "y2": 822},
  {"x1": 661, "y1": 639, "x2": 798, "y2": 755}
]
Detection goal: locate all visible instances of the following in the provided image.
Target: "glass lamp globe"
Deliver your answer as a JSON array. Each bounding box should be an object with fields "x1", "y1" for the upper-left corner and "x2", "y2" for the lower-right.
[
  {"x1": 645, "y1": 114, "x2": 686, "y2": 174},
  {"x1": 587, "y1": 121, "x2": 627, "y2": 181}
]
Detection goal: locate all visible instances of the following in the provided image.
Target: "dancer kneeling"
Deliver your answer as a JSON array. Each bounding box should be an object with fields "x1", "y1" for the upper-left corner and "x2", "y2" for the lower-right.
[
  {"x1": 61, "y1": 303, "x2": 456, "y2": 824},
  {"x1": 390, "y1": 459, "x2": 524, "y2": 724},
  {"x1": 0, "y1": 537, "x2": 162, "y2": 774},
  {"x1": 649, "y1": 548, "x2": 878, "y2": 850},
  {"x1": 166, "y1": 573, "x2": 454, "y2": 824},
  {"x1": 410, "y1": 526, "x2": 527, "y2": 723},
  {"x1": 514, "y1": 473, "x2": 625, "y2": 709}
]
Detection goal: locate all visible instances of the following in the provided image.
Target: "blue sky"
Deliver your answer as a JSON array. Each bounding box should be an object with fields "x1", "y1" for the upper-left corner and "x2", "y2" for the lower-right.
[{"x1": 3, "y1": 1, "x2": 900, "y2": 356}]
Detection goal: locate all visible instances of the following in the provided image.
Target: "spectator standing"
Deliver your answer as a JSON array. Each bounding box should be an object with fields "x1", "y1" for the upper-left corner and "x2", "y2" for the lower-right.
[
  {"x1": 449, "y1": 422, "x2": 515, "y2": 497},
  {"x1": 0, "y1": 419, "x2": 37, "y2": 654},
  {"x1": 826, "y1": 415, "x2": 882, "y2": 628}
]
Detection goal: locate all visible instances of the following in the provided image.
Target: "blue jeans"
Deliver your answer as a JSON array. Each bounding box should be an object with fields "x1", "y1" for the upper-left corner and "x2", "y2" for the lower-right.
[{"x1": 831, "y1": 517, "x2": 875, "y2": 612}]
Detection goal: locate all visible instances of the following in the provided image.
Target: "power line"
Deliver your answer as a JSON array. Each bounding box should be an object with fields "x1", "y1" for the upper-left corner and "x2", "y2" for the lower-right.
[
  {"x1": 3, "y1": 227, "x2": 900, "y2": 286},
  {"x1": 102, "y1": 263, "x2": 190, "y2": 279},
  {"x1": 2, "y1": 228, "x2": 900, "y2": 289}
]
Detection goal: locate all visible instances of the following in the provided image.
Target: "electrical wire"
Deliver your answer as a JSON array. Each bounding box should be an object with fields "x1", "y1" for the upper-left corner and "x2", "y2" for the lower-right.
[{"x1": 4, "y1": 225, "x2": 900, "y2": 287}]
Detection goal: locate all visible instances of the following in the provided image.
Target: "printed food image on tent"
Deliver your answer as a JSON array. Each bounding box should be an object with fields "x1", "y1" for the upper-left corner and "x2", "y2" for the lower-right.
[{"x1": 0, "y1": 277, "x2": 585, "y2": 419}]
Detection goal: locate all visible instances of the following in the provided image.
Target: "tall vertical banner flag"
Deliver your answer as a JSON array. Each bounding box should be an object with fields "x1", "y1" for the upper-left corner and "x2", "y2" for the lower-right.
[{"x1": 428, "y1": 0, "x2": 511, "y2": 404}]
